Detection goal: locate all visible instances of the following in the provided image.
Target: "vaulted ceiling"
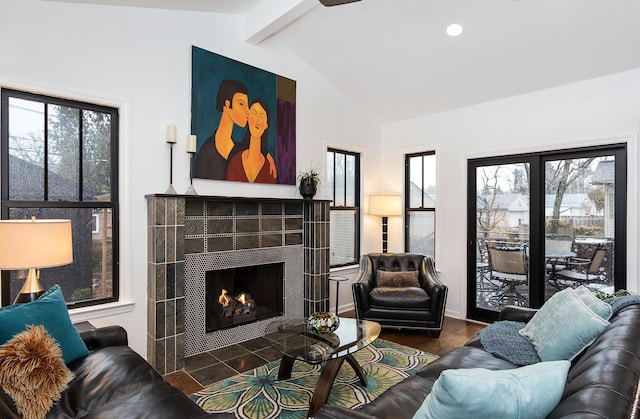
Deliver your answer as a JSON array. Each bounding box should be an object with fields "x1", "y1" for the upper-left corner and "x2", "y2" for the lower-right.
[{"x1": 45, "y1": 0, "x2": 640, "y2": 124}]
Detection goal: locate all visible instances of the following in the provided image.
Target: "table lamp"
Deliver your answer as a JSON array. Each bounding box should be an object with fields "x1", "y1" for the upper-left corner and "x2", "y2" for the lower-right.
[
  {"x1": 0, "y1": 217, "x2": 73, "y2": 304},
  {"x1": 369, "y1": 195, "x2": 402, "y2": 253}
]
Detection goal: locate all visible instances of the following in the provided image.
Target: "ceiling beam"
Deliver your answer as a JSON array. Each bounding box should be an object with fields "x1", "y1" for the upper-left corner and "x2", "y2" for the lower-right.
[{"x1": 244, "y1": 0, "x2": 317, "y2": 45}]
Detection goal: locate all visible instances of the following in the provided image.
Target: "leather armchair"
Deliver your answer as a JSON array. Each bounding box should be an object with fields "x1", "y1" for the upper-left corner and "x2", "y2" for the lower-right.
[{"x1": 353, "y1": 253, "x2": 448, "y2": 337}]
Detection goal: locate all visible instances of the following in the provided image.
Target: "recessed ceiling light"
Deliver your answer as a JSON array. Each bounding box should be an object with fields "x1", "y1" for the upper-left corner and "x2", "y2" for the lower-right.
[{"x1": 446, "y1": 24, "x2": 463, "y2": 37}]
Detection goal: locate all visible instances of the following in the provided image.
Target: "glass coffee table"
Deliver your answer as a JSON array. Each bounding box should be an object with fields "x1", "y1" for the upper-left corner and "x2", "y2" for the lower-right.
[{"x1": 264, "y1": 317, "x2": 381, "y2": 416}]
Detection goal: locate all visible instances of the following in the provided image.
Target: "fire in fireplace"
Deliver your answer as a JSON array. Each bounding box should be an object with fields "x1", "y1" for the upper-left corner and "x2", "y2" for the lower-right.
[
  {"x1": 218, "y1": 289, "x2": 256, "y2": 317},
  {"x1": 206, "y1": 262, "x2": 284, "y2": 332}
]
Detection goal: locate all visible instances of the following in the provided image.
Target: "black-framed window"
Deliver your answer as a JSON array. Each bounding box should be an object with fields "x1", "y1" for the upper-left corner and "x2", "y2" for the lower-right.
[
  {"x1": 1, "y1": 88, "x2": 119, "y2": 308},
  {"x1": 405, "y1": 151, "x2": 436, "y2": 257},
  {"x1": 327, "y1": 148, "x2": 360, "y2": 267}
]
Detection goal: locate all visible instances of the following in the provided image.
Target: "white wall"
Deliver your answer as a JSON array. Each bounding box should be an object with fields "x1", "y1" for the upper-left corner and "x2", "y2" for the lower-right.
[
  {"x1": 381, "y1": 69, "x2": 640, "y2": 319},
  {"x1": 0, "y1": 0, "x2": 380, "y2": 356}
]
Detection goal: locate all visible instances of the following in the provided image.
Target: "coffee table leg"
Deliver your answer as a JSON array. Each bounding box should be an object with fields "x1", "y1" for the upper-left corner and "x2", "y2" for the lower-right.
[
  {"x1": 308, "y1": 357, "x2": 346, "y2": 417},
  {"x1": 345, "y1": 354, "x2": 367, "y2": 386},
  {"x1": 278, "y1": 355, "x2": 295, "y2": 380},
  {"x1": 307, "y1": 354, "x2": 368, "y2": 417}
]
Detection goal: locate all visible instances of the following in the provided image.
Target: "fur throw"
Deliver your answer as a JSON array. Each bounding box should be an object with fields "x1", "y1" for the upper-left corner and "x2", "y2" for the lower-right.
[{"x1": 0, "y1": 325, "x2": 74, "y2": 419}]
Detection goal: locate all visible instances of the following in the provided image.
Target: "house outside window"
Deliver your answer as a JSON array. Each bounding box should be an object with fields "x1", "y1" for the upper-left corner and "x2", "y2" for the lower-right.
[
  {"x1": 1, "y1": 89, "x2": 119, "y2": 308},
  {"x1": 327, "y1": 148, "x2": 360, "y2": 267},
  {"x1": 405, "y1": 151, "x2": 436, "y2": 257}
]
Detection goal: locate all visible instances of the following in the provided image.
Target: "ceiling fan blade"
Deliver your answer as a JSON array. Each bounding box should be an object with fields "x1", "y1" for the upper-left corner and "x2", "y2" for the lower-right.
[{"x1": 319, "y1": 0, "x2": 362, "y2": 6}]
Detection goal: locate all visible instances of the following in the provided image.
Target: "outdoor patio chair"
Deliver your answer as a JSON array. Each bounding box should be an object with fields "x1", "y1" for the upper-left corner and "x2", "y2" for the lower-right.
[
  {"x1": 487, "y1": 242, "x2": 528, "y2": 306},
  {"x1": 555, "y1": 246, "x2": 607, "y2": 286}
]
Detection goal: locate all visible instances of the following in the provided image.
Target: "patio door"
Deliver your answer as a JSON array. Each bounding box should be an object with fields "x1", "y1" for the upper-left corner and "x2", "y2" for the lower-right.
[{"x1": 467, "y1": 144, "x2": 626, "y2": 323}]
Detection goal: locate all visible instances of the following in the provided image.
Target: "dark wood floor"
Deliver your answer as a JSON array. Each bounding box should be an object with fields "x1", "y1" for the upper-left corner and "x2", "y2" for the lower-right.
[
  {"x1": 164, "y1": 315, "x2": 486, "y2": 395},
  {"x1": 379, "y1": 316, "x2": 486, "y2": 356}
]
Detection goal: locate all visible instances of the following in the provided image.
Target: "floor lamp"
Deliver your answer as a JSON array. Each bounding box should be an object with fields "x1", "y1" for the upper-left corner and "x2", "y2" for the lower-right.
[
  {"x1": 369, "y1": 195, "x2": 402, "y2": 253},
  {"x1": 0, "y1": 217, "x2": 73, "y2": 304}
]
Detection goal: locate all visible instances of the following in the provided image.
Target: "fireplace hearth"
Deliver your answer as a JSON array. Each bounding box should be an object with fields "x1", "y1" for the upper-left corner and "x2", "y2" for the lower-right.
[{"x1": 206, "y1": 262, "x2": 284, "y2": 332}]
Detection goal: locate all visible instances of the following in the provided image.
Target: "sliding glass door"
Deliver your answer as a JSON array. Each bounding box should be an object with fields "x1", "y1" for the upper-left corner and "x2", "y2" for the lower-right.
[{"x1": 468, "y1": 145, "x2": 626, "y2": 322}]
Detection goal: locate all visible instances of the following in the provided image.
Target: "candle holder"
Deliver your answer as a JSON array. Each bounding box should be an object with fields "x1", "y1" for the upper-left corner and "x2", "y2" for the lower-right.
[
  {"x1": 165, "y1": 125, "x2": 177, "y2": 194},
  {"x1": 185, "y1": 150, "x2": 198, "y2": 195},
  {"x1": 185, "y1": 134, "x2": 198, "y2": 195},
  {"x1": 165, "y1": 141, "x2": 177, "y2": 194}
]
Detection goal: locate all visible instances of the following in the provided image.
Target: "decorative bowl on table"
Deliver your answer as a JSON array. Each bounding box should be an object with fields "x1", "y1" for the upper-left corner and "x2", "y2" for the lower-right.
[{"x1": 307, "y1": 311, "x2": 340, "y2": 334}]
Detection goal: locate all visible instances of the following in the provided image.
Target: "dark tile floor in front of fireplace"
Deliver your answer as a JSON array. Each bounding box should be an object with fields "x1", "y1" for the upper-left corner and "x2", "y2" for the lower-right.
[{"x1": 175, "y1": 336, "x2": 283, "y2": 392}]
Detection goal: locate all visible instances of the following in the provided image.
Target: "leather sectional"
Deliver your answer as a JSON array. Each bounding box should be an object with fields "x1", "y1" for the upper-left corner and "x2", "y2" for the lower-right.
[{"x1": 314, "y1": 303, "x2": 640, "y2": 418}]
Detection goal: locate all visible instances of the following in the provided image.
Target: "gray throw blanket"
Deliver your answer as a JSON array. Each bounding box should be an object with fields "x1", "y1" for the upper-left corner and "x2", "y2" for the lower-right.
[
  {"x1": 604, "y1": 295, "x2": 640, "y2": 316},
  {"x1": 478, "y1": 320, "x2": 541, "y2": 366}
]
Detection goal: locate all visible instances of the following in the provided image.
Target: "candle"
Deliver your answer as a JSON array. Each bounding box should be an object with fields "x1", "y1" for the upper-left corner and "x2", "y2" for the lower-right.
[
  {"x1": 166, "y1": 125, "x2": 177, "y2": 143},
  {"x1": 187, "y1": 135, "x2": 197, "y2": 153}
]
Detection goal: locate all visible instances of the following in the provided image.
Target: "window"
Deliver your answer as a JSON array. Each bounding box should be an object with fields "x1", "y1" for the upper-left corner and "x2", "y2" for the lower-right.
[
  {"x1": 327, "y1": 148, "x2": 360, "y2": 267},
  {"x1": 467, "y1": 144, "x2": 627, "y2": 322},
  {"x1": 405, "y1": 152, "x2": 436, "y2": 257},
  {"x1": 1, "y1": 89, "x2": 119, "y2": 308}
]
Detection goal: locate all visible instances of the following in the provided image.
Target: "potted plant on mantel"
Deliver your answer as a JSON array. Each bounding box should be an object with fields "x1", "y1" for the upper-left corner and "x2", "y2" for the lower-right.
[{"x1": 297, "y1": 167, "x2": 321, "y2": 199}]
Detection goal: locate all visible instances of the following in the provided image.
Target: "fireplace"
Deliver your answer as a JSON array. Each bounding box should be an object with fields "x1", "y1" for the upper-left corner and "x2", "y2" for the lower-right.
[
  {"x1": 206, "y1": 262, "x2": 284, "y2": 332},
  {"x1": 146, "y1": 195, "x2": 330, "y2": 375}
]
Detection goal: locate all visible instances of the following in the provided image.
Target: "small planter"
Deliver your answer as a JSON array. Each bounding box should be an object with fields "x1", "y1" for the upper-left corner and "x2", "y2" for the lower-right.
[
  {"x1": 297, "y1": 168, "x2": 321, "y2": 200},
  {"x1": 299, "y1": 178, "x2": 317, "y2": 199}
]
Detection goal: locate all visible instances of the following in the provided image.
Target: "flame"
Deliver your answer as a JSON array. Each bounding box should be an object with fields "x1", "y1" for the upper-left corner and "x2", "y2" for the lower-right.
[
  {"x1": 238, "y1": 293, "x2": 246, "y2": 304},
  {"x1": 218, "y1": 289, "x2": 233, "y2": 307}
]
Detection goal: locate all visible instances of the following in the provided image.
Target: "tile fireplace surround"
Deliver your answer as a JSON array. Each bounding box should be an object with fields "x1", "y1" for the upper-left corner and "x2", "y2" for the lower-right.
[{"x1": 146, "y1": 194, "x2": 330, "y2": 375}]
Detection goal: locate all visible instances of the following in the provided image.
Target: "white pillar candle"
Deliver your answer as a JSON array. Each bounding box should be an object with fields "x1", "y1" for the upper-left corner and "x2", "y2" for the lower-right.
[
  {"x1": 166, "y1": 125, "x2": 177, "y2": 143},
  {"x1": 187, "y1": 135, "x2": 197, "y2": 153}
]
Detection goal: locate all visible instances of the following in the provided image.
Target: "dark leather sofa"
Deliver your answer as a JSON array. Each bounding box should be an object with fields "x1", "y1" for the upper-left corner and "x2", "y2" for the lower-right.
[
  {"x1": 0, "y1": 325, "x2": 231, "y2": 418},
  {"x1": 353, "y1": 254, "x2": 448, "y2": 337},
  {"x1": 314, "y1": 303, "x2": 640, "y2": 418}
]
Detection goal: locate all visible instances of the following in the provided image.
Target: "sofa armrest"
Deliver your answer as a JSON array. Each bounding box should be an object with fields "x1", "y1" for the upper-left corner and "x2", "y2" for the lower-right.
[
  {"x1": 352, "y1": 256, "x2": 375, "y2": 316},
  {"x1": 498, "y1": 305, "x2": 538, "y2": 323},
  {"x1": 420, "y1": 257, "x2": 448, "y2": 319},
  {"x1": 80, "y1": 325, "x2": 128, "y2": 350}
]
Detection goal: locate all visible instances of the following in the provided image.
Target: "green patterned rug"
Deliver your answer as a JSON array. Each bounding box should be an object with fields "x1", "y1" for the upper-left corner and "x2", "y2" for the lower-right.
[{"x1": 190, "y1": 339, "x2": 437, "y2": 418}]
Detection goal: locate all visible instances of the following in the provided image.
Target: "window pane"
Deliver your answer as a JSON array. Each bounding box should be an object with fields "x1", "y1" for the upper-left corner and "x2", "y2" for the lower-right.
[
  {"x1": 330, "y1": 209, "x2": 357, "y2": 265},
  {"x1": 334, "y1": 153, "x2": 345, "y2": 207},
  {"x1": 326, "y1": 151, "x2": 335, "y2": 204},
  {"x1": 475, "y1": 162, "x2": 530, "y2": 312},
  {"x1": 423, "y1": 154, "x2": 436, "y2": 206},
  {"x1": 408, "y1": 211, "x2": 435, "y2": 257},
  {"x1": 48, "y1": 105, "x2": 79, "y2": 201},
  {"x1": 345, "y1": 154, "x2": 355, "y2": 207},
  {"x1": 8, "y1": 207, "x2": 114, "y2": 305},
  {"x1": 408, "y1": 156, "x2": 422, "y2": 208},
  {"x1": 8, "y1": 97, "x2": 44, "y2": 200},
  {"x1": 83, "y1": 110, "x2": 112, "y2": 200},
  {"x1": 544, "y1": 156, "x2": 615, "y2": 298}
]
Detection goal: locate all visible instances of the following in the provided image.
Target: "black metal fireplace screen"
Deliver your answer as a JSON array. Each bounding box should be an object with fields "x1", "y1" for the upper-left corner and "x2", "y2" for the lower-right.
[{"x1": 205, "y1": 262, "x2": 284, "y2": 332}]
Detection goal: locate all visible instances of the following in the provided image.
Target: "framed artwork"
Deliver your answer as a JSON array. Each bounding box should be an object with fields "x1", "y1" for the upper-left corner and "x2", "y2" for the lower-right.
[{"x1": 191, "y1": 46, "x2": 296, "y2": 185}]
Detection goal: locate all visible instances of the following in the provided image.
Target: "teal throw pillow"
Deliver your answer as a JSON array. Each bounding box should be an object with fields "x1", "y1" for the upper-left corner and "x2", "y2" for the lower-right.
[
  {"x1": 574, "y1": 286, "x2": 612, "y2": 320},
  {"x1": 0, "y1": 285, "x2": 90, "y2": 364},
  {"x1": 412, "y1": 360, "x2": 570, "y2": 419},
  {"x1": 519, "y1": 288, "x2": 609, "y2": 361}
]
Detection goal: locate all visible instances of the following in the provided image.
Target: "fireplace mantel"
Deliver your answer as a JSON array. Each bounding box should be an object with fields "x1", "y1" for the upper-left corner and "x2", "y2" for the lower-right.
[{"x1": 146, "y1": 194, "x2": 330, "y2": 375}]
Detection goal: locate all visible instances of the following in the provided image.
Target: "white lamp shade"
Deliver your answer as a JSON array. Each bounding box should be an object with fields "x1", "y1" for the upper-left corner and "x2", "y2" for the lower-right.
[
  {"x1": 369, "y1": 195, "x2": 402, "y2": 216},
  {"x1": 0, "y1": 219, "x2": 73, "y2": 270}
]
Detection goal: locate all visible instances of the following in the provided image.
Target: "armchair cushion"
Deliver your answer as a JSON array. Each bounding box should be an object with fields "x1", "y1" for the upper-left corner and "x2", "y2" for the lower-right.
[
  {"x1": 376, "y1": 270, "x2": 420, "y2": 288},
  {"x1": 370, "y1": 287, "x2": 430, "y2": 309}
]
